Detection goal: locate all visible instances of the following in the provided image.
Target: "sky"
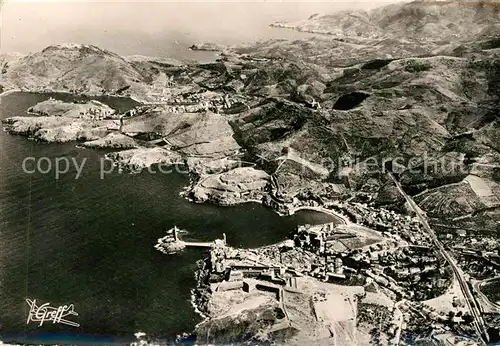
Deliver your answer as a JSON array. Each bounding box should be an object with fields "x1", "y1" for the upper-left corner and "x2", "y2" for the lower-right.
[{"x1": 0, "y1": 0, "x2": 402, "y2": 56}]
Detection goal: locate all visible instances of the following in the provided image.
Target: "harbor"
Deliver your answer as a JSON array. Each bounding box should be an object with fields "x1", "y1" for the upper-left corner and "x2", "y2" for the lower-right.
[
  {"x1": 154, "y1": 226, "x2": 227, "y2": 254},
  {"x1": 0, "y1": 91, "x2": 337, "y2": 342}
]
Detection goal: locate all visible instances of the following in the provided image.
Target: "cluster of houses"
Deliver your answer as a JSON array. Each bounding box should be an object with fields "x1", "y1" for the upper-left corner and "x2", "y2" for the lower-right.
[
  {"x1": 400, "y1": 300, "x2": 480, "y2": 345},
  {"x1": 202, "y1": 209, "x2": 445, "y2": 307},
  {"x1": 77, "y1": 106, "x2": 114, "y2": 120},
  {"x1": 341, "y1": 236, "x2": 445, "y2": 300},
  {"x1": 169, "y1": 93, "x2": 241, "y2": 114},
  {"x1": 204, "y1": 222, "x2": 364, "y2": 297},
  {"x1": 287, "y1": 213, "x2": 448, "y2": 301},
  {"x1": 333, "y1": 202, "x2": 432, "y2": 246},
  {"x1": 147, "y1": 83, "x2": 247, "y2": 114},
  {"x1": 68, "y1": 99, "x2": 115, "y2": 120},
  {"x1": 29, "y1": 97, "x2": 116, "y2": 120},
  {"x1": 294, "y1": 222, "x2": 344, "y2": 253}
]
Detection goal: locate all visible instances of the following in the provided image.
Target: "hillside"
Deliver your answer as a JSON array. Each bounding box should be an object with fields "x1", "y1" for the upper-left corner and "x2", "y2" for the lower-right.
[
  {"x1": 271, "y1": 0, "x2": 500, "y2": 42},
  {"x1": 229, "y1": 40, "x2": 500, "y2": 224},
  {"x1": 3, "y1": 30, "x2": 500, "y2": 232},
  {"x1": 3, "y1": 1, "x2": 500, "y2": 344},
  {"x1": 0, "y1": 43, "x2": 148, "y2": 98},
  {"x1": 1, "y1": 0, "x2": 500, "y2": 266}
]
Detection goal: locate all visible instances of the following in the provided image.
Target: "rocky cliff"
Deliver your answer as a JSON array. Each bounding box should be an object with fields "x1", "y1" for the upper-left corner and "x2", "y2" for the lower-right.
[
  {"x1": 2, "y1": 0, "x2": 500, "y2": 238},
  {"x1": 3, "y1": 1, "x2": 500, "y2": 344}
]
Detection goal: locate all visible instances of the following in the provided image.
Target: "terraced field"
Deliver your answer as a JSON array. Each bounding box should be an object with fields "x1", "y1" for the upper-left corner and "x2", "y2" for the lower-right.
[{"x1": 414, "y1": 181, "x2": 483, "y2": 218}]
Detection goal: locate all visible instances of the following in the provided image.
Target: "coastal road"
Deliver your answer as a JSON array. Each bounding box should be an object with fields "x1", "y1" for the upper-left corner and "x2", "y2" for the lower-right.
[{"x1": 388, "y1": 173, "x2": 489, "y2": 345}]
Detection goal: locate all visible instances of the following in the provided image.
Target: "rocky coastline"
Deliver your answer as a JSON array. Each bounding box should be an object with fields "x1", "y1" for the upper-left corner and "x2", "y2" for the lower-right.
[
  {"x1": 2, "y1": 115, "x2": 115, "y2": 143},
  {"x1": 2, "y1": 2, "x2": 500, "y2": 341},
  {"x1": 82, "y1": 132, "x2": 141, "y2": 149},
  {"x1": 1, "y1": 93, "x2": 277, "y2": 208},
  {"x1": 186, "y1": 202, "x2": 353, "y2": 342}
]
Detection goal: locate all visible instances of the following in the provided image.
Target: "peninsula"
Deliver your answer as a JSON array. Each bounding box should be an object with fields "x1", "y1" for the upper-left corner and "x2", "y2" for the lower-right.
[{"x1": 2, "y1": 0, "x2": 500, "y2": 344}]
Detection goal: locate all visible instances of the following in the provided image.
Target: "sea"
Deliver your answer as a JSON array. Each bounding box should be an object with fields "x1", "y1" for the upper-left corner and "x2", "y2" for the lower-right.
[
  {"x1": 0, "y1": 2, "x2": 398, "y2": 343},
  {"x1": 0, "y1": 91, "x2": 338, "y2": 345}
]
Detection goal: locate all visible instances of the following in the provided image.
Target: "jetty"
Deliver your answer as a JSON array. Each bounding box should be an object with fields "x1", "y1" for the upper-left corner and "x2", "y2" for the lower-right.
[{"x1": 155, "y1": 226, "x2": 227, "y2": 254}]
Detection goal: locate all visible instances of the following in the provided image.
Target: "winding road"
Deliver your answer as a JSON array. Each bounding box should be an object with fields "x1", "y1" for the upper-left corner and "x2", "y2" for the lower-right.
[{"x1": 472, "y1": 277, "x2": 500, "y2": 313}]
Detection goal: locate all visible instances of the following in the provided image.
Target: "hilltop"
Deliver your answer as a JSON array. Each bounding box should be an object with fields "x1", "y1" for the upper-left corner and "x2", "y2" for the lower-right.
[
  {"x1": 0, "y1": 43, "x2": 150, "y2": 99},
  {"x1": 2, "y1": 2, "x2": 500, "y2": 343},
  {"x1": 2, "y1": 25, "x2": 500, "y2": 232}
]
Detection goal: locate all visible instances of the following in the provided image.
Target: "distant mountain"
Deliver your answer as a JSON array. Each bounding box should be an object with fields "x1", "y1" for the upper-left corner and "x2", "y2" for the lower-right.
[
  {"x1": 271, "y1": 0, "x2": 500, "y2": 42},
  {"x1": 0, "y1": 43, "x2": 146, "y2": 96},
  {"x1": 1, "y1": 2, "x2": 500, "y2": 238},
  {"x1": 3, "y1": 3, "x2": 500, "y2": 342}
]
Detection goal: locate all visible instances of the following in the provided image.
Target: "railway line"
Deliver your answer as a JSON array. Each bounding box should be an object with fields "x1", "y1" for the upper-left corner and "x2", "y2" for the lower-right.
[{"x1": 389, "y1": 173, "x2": 490, "y2": 345}]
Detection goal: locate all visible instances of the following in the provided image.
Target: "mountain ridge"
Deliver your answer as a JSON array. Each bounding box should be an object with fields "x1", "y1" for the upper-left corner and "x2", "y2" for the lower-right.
[
  {"x1": 271, "y1": 0, "x2": 500, "y2": 42},
  {"x1": 1, "y1": 2, "x2": 500, "y2": 240},
  {"x1": 2, "y1": 1, "x2": 500, "y2": 344}
]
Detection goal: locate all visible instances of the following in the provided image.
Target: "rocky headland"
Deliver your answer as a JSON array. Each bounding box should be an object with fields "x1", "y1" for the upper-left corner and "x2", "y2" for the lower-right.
[
  {"x1": 82, "y1": 132, "x2": 140, "y2": 149},
  {"x1": 28, "y1": 98, "x2": 116, "y2": 119},
  {"x1": 2, "y1": 0, "x2": 500, "y2": 343},
  {"x1": 270, "y1": 1, "x2": 500, "y2": 42},
  {"x1": 189, "y1": 43, "x2": 227, "y2": 52},
  {"x1": 106, "y1": 147, "x2": 184, "y2": 169},
  {"x1": 3, "y1": 115, "x2": 115, "y2": 143},
  {"x1": 191, "y1": 167, "x2": 269, "y2": 205}
]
